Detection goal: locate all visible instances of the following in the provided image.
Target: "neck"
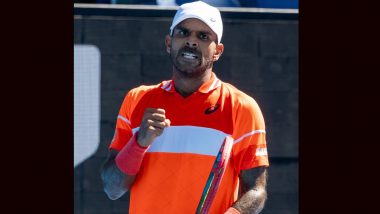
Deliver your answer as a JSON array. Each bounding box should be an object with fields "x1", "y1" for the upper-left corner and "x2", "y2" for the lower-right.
[{"x1": 172, "y1": 68, "x2": 212, "y2": 97}]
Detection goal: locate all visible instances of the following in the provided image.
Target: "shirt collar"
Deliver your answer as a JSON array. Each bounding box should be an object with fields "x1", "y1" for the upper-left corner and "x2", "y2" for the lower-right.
[{"x1": 160, "y1": 72, "x2": 222, "y2": 94}]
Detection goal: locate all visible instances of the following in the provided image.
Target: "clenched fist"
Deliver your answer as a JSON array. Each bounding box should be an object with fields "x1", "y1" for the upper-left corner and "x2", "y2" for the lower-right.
[{"x1": 137, "y1": 108, "x2": 171, "y2": 147}]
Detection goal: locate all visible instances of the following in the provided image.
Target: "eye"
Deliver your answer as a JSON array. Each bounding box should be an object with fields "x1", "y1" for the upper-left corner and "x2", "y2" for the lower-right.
[
  {"x1": 199, "y1": 33, "x2": 209, "y2": 41},
  {"x1": 177, "y1": 29, "x2": 189, "y2": 36}
]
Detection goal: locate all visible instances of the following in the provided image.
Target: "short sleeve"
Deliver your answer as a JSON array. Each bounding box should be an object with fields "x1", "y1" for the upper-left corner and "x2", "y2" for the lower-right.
[
  {"x1": 109, "y1": 91, "x2": 134, "y2": 151},
  {"x1": 231, "y1": 95, "x2": 269, "y2": 173}
]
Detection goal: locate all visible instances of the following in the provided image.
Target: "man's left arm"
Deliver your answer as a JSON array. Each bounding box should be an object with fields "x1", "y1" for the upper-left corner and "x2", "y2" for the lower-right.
[{"x1": 228, "y1": 166, "x2": 268, "y2": 214}]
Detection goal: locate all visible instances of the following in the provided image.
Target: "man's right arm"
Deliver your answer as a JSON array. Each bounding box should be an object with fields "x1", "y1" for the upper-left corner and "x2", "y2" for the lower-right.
[
  {"x1": 100, "y1": 149, "x2": 136, "y2": 200},
  {"x1": 101, "y1": 108, "x2": 170, "y2": 200}
]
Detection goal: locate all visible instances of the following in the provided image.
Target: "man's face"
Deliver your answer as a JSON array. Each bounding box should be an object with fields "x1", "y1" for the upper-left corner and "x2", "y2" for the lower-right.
[{"x1": 166, "y1": 18, "x2": 223, "y2": 78}]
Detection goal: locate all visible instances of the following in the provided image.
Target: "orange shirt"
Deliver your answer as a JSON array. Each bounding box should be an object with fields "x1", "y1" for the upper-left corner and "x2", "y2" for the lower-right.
[{"x1": 110, "y1": 72, "x2": 269, "y2": 214}]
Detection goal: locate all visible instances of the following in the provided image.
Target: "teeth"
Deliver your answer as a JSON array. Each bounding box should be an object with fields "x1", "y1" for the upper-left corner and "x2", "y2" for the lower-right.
[{"x1": 182, "y1": 52, "x2": 197, "y2": 59}]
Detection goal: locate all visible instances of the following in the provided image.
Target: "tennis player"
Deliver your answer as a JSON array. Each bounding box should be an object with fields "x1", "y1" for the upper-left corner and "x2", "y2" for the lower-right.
[{"x1": 101, "y1": 1, "x2": 269, "y2": 213}]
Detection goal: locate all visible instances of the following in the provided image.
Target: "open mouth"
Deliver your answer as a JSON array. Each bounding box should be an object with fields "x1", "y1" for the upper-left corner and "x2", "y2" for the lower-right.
[{"x1": 181, "y1": 52, "x2": 199, "y2": 60}]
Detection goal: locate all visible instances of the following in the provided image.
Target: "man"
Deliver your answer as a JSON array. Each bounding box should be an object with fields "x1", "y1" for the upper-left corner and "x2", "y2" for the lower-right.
[{"x1": 101, "y1": 1, "x2": 269, "y2": 213}]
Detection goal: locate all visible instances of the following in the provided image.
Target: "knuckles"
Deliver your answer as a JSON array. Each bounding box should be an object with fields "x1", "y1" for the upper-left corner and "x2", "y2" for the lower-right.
[{"x1": 139, "y1": 108, "x2": 169, "y2": 145}]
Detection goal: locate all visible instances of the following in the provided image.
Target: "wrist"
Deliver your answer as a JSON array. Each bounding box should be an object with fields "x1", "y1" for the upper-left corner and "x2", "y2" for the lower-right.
[
  {"x1": 135, "y1": 132, "x2": 148, "y2": 149},
  {"x1": 115, "y1": 132, "x2": 149, "y2": 175}
]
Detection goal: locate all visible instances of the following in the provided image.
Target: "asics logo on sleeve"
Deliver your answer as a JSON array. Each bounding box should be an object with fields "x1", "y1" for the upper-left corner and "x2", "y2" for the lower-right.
[{"x1": 205, "y1": 104, "x2": 220, "y2": 114}]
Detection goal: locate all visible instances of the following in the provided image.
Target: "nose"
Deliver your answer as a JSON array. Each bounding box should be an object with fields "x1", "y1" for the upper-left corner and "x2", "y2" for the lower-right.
[{"x1": 186, "y1": 38, "x2": 198, "y2": 48}]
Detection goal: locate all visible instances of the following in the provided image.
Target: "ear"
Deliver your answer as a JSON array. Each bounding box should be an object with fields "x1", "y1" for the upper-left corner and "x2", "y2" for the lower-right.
[
  {"x1": 165, "y1": 35, "x2": 171, "y2": 54},
  {"x1": 213, "y1": 43, "x2": 224, "y2": 61}
]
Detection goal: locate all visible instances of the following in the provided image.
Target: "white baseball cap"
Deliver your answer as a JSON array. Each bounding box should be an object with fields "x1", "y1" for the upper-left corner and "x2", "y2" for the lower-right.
[{"x1": 169, "y1": 1, "x2": 223, "y2": 43}]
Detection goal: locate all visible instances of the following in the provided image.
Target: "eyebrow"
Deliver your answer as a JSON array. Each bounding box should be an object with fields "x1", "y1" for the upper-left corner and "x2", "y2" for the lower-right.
[
  {"x1": 174, "y1": 26, "x2": 187, "y2": 32},
  {"x1": 174, "y1": 26, "x2": 212, "y2": 36}
]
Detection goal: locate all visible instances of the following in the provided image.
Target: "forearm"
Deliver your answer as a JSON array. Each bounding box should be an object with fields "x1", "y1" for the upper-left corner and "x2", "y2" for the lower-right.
[
  {"x1": 231, "y1": 187, "x2": 267, "y2": 214},
  {"x1": 101, "y1": 159, "x2": 135, "y2": 200},
  {"x1": 101, "y1": 108, "x2": 169, "y2": 200},
  {"x1": 101, "y1": 132, "x2": 148, "y2": 200},
  {"x1": 229, "y1": 167, "x2": 268, "y2": 214}
]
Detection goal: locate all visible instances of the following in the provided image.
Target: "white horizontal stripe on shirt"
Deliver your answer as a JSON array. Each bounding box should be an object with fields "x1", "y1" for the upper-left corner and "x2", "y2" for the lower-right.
[
  {"x1": 233, "y1": 130, "x2": 266, "y2": 145},
  {"x1": 256, "y1": 148, "x2": 268, "y2": 156},
  {"x1": 118, "y1": 115, "x2": 131, "y2": 125},
  {"x1": 132, "y1": 126, "x2": 230, "y2": 157}
]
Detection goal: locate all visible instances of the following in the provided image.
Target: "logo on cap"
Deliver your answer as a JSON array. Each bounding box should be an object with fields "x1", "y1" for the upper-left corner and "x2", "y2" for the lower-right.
[{"x1": 210, "y1": 18, "x2": 216, "y2": 22}]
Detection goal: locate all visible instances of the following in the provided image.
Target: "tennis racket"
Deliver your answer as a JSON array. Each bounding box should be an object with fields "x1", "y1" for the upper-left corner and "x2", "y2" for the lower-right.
[{"x1": 196, "y1": 136, "x2": 233, "y2": 214}]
